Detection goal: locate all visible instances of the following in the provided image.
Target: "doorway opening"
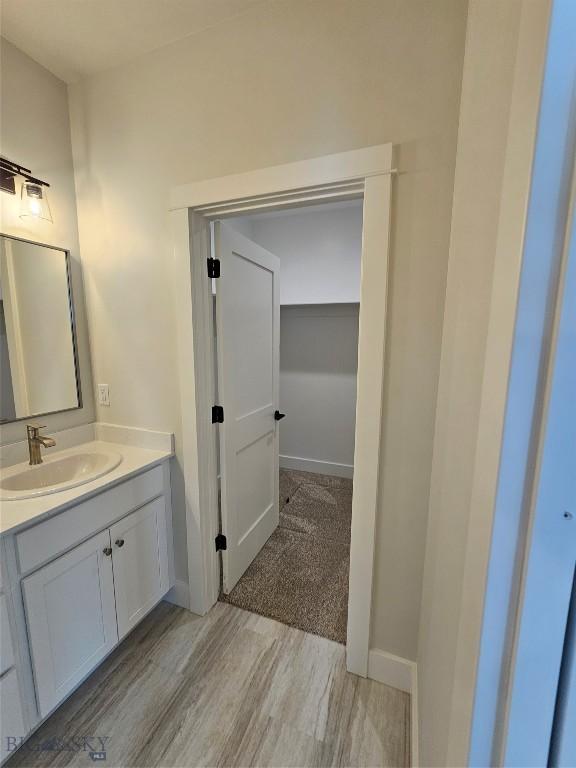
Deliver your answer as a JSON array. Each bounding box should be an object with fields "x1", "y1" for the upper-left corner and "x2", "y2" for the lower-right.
[
  {"x1": 170, "y1": 143, "x2": 394, "y2": 676},
  {"x1": 213, "y1": 200, "x2": 362, "y2": 644}
]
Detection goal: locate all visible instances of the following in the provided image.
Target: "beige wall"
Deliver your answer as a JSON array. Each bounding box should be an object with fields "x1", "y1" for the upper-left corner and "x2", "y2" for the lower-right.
[
  {"x1": 239, "y1": 203, "x2": 363, "y2": 474},
  {"x1": 416, "y1": 1, "x2": 551, "y2": 764},
  {"x1": 0, "y1": 39, "x2": 94, "y2": 443},
  {"x1": 68, "y1": 0, "x2": 467, "y2": 656}
]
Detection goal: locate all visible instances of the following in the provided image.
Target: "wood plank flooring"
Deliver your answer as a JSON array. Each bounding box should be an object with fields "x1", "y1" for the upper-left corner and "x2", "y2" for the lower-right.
[{"x1": 7, "y1": 602, "x2": 410, "y2": 767}]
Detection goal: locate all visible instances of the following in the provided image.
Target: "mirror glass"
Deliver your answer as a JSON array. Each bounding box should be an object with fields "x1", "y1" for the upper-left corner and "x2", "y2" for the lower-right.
[{"x1": 0, "y1": 235, "x2": 81, "y2": 423}]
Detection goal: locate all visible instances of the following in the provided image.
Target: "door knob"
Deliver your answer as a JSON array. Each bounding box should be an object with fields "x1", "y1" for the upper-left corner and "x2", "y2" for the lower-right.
[
  {"x1": 103, "y1": 547, "x2": 112, "y2": 557},
  {"x1": 115, "y1": 538, "x2": 125, "y2": 548},
  {"x1": 274, "y1": 410, "x2": 286, "y2": 421}
]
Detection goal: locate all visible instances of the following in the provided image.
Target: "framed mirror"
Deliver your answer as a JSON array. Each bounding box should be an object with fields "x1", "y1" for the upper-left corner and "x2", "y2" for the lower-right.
[{"x1": 0, "y1": 234, "x2": 82, "y2": 423}]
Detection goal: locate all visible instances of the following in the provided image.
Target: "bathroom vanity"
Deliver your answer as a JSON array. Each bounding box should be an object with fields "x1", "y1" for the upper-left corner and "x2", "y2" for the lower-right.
[
  {"x1": 0, "y1": 434, "x2": 174, "y2": 763},
  {"x1": 0, "y1": 233, "x2": 175, "y2": 761}
]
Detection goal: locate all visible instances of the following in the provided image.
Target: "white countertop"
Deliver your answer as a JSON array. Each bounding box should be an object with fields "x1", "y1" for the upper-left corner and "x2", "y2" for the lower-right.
[{"x1": 0, "y1": 440, "x2": 172, "y2": 536}]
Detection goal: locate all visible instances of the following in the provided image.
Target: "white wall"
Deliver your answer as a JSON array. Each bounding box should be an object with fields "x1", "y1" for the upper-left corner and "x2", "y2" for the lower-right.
[
  {"x1": 416, "y1": 1, "x2": 551, "y2": 764},
  {"x1": 229, "y1": 203, "x2": 362, "y2": 477},
  {"x1": 236, "y1": 201, "x2": 363, "y2": 305},
  {"x1": 0, "y1": 39, "x2": 94, "y2": 443},
  {"x1": 68, "y1": 0, "x2": 467, "y2": 658},
  {"x1": 279, "y1": 304, "x2": 358, "y2": 477}
]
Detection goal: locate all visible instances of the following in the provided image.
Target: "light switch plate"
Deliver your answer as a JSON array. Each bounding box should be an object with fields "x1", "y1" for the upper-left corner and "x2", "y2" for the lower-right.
[{"x1": 97, "y1": 384, "x2": 110, "y2": 406}]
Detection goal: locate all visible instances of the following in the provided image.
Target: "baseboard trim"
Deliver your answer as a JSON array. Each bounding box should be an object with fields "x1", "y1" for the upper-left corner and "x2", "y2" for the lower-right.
[
  {"x1": 411, "y1": 664, "x2": 419, "y2": 767},
  {"x1": 280, "y1": 454, "x2": 353, "y2": 479},
  {"x1": 164, "y1": 579, "x2": 190, "y2": 610},
  {"x1": 368, "y1": 648, "x2": 418, "y2": 765},
  {"x1": 367, "y1": 648, "x2": 415, "y2": 693}
]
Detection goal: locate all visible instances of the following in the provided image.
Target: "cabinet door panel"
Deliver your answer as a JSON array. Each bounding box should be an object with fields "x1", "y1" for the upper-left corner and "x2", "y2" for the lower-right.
[
  {"x1": 22, "y1": 530, "x2": 118, "y2": 717},
  {"x1": 0, "y1": 594, "x2": 15, "y2": 676},
  {"x1": 110, "y1": 497, "x2": 168, "y2": 640},
  {"x1": 0, "y1": 669, "x2": 27, "y2": 764}
]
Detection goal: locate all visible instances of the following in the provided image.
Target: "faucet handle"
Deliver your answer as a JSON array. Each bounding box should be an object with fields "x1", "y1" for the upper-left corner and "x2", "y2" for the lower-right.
[{"x1": 26, "y1": 424, "x2": 46, "y2": 438}]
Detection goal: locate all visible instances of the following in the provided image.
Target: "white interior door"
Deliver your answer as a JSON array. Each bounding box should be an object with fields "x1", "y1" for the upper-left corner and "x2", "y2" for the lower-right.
[{"x1": 215, "y1": 221, "x2": 280, "y2": 592}]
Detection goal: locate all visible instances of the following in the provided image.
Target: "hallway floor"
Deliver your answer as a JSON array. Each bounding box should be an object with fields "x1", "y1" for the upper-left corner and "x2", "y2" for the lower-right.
[
  {"x1": 221, "y1": 469, "x2": 352, "y2": 643},
  {"x1": 7, "y1": 602, "x2": 410, "y2": 767}
]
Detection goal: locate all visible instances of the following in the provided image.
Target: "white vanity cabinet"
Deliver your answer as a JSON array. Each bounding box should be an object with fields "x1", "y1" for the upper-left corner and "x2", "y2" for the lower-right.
[
  {"x1": 0, "y1": 572, "x2": 27, "y2": 765},
  {"x1": 1, "y1": 455, "x2": 174, "y2": 752}
]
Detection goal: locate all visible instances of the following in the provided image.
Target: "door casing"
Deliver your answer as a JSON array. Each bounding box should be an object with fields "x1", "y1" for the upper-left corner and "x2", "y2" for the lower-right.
[{"x1": 169, "y1": 144, "x2": 395, "y2": 676}]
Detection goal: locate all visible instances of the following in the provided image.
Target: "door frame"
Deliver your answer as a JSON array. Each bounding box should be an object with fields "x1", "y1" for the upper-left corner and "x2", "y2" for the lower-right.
[
  {"x1": 168, "y1": 144, "x2": 395, "y2": 675},
  {"x1": 443, "y1": 0, "x2": 576, "y2": 762}
]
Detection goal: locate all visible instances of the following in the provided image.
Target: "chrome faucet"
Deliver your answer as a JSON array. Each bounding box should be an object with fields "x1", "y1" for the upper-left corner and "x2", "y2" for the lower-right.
[{"x1": 26, "y1": 424, "x2": 56, "y2": 465}]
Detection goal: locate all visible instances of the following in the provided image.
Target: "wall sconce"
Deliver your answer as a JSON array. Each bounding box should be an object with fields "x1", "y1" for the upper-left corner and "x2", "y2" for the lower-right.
[
  {"x1": 20, "y1": 180, "x2": 53, "y2": 223},
  {"x1": 0, "y1": 156, "x2": 53, "y2": 223}
]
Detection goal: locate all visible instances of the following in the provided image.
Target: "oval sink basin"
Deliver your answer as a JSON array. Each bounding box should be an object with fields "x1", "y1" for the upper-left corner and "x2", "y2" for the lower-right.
[{"x1": 0, "y1": 451, "x2": 123, "y2": 500}]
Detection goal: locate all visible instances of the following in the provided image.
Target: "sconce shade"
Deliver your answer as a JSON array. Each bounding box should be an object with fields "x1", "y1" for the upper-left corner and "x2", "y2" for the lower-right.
[
  {"x1": 20, "y1": 180, "x2": 53, "y2": 223},
  {"x1": 0, "y1": 167, "x2": 16, "y2": 195}
]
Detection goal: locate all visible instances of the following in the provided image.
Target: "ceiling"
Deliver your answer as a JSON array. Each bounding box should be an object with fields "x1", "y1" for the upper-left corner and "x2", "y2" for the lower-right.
[{"x1": 0, "y1": 0, "x2": 263, "y2": 83}]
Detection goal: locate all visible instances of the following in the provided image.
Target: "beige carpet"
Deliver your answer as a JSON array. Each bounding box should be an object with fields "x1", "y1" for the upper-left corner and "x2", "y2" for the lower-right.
[{"x1": 220, "y1": 468, "x2": 352, "y2": 644}]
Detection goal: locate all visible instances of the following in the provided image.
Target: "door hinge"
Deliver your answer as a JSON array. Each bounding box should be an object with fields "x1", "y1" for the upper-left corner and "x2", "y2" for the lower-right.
[
  {"x1": 212, "y1": 405, "x2": 224, "y2": 423},
  {"x1": 207, "y1": 257, "x2": 221, "y2": 278},
  {"x1": 215, "y1": 533, "x2": 227, "y2": 551}
]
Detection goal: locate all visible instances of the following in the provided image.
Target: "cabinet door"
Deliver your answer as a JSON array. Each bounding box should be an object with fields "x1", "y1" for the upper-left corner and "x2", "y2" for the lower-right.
[
  {"x1": 0, "y1": 594, "x2": 15, "y2": 676},
  {"x1": 0, "y1": 669, "x2": 27, "y2": 764},
  {"x1": 110, "y1": 497, "x2": 169, "y2": 640},
  {"x1": 22, "y1": 530, "x2": 118, "y2": 718}
]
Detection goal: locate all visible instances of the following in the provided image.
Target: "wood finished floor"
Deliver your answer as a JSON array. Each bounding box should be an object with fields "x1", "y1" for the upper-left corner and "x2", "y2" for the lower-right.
[{"x1": 8, "y1": 602, "x2": 410, "y2": 768}]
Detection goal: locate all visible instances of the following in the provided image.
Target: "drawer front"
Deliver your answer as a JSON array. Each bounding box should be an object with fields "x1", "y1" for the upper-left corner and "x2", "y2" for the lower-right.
[
  {"x1": 16, "y1": 465, "x2": 164, "y2": 575},
  {"x1": 0, "y1": 595, "x2": 15, "y2": 676},
  {"x1": 0, "y1": 669, "x2": 27, "y2": 764}
]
